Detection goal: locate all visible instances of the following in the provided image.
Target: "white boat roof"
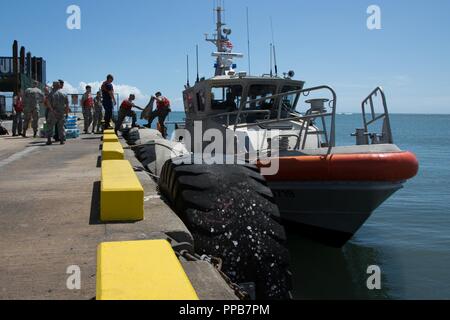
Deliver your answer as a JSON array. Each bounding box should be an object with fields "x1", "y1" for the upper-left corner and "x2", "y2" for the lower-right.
[{"x1": 201, "y1": 74, "x2": 305, "y2": 84}]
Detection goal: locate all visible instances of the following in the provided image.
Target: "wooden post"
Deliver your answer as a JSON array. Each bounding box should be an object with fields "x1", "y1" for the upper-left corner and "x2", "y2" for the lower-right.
[
  {"x1": 12, "y1": 41, "x2": 19, "y2": 94},
  {"x1": 26, "y1": 52, "x2": 32, "y2": 77},
  {"x1": 20, "y1": 46, "x2": 25, "y2": 74},
  {"x1": 32, "y1": 57, "x2": 37, "y2": 80}
]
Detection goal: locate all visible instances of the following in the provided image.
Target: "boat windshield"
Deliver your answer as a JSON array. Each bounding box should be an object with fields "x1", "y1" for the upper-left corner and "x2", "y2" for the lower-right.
[
  {"x1": 246, "y1": 84, "x2": 277, "y2": 110},
  {"x1": 280, "y1": 85, "x2": 301, "y2": 115},
  {"x1": 241, "y1": 84, "x2": 276, "y2": 122},
  {"x1": 211, "y1": 85, "x2": 243, "y2": 112}
]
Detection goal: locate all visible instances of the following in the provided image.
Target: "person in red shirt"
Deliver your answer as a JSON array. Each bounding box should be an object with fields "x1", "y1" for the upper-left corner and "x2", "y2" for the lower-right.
[
  {"x1": 80, "y1": 85, "x2": 94, "y2": 134},
  {"x1": 115, "y1": 94, "x2": 144, "y2": 134},
  {"x1": 144, "y1": 91, "x2": 171, "y2": 138},
  {"x1": 12, "y1": 91, "x2": 24, "y2": 136}
]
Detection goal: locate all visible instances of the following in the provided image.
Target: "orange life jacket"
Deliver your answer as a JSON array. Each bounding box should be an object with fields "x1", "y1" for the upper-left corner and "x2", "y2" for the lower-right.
[
  {"x1": 120, "y1": 100, "x2": 133, "y2": 110},
  {"x1": 156, "y1": 97, "x2": 170, "y2": 111}
]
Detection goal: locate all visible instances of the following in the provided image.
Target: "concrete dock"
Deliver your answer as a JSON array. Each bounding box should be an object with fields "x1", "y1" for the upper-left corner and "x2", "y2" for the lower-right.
[{"x1": 0, "y1": 120, "x2": 236, "y2": 300}]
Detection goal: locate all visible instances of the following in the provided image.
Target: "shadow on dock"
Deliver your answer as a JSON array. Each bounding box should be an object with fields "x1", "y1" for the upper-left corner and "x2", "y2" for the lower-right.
[
  {"x1": 89, "y1": 181, "x2": 102, "y2": 225},
  {"x1": 81, "y1": 136, "x2": 102, "y2": 141}
]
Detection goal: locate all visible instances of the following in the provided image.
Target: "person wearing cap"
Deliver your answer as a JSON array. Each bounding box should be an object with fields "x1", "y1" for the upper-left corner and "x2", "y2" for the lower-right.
[
  {"x1": 51, "y1": 80, "x2": 69, "y2": 141},
  {"x1": 22, "y1": 80, "x2": 44, "y2": 138},
  {"x1": 80, "y1": 85, "x2": 94, "y2": 134},
  {"x1": 101, "y1": 74, "x2": 116, "y2": 129},
  {"x1": 46, "y1": 81, "x2": 69, "y2": 145},
  {"x1": 92, "y1": 91, "x2": 103, "y2": 134},
  {"x1": 144, "y1": 91, "x2": 171, "y2": 138},
  {"x1": 115, "y1": 94, "x2": 143, "y2": 134}
]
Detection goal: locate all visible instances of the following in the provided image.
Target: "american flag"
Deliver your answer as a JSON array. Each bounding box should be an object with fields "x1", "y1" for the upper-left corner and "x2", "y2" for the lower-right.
[{"x1": 224, "y1": 40, "x2": 233, "y2": 50}]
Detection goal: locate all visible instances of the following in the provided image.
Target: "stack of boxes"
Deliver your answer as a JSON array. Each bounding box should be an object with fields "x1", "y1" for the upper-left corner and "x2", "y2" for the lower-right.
[{"x1": 65, "y1": 115, "x2": 80, "y2": 139}]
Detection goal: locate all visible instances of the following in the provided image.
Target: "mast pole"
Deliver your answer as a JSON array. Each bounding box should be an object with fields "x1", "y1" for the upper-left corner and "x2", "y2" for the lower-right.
[
  {"x1": 246, "y1": 7, "x2": 251, "y2": 75},
  {"x1": 196, "y1": 44, "x2": 200, "y2": 83},
  {"x1": 216, "y1": 6, "x2": 223, "y2": 53},
  {"x1": 205, "y1": 2, "x2": 243, "y2": 76},
  {"x1": 186, "y1": 54, "x2": 190, "y2": 87},
  {"x1": 270, "y1": 43, "x2": 273, "y2": 77}
]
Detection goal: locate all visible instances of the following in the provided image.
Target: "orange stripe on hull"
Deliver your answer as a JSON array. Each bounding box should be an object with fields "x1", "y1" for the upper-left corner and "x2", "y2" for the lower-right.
[{"x1": 260, "y1": 151, "x2": 419, "y2": 182}]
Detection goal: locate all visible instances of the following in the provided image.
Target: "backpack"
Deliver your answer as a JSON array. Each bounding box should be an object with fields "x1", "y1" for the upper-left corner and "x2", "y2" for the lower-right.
[{"x1": 0, "y1": 124, "x2": 9, "y2": 136}]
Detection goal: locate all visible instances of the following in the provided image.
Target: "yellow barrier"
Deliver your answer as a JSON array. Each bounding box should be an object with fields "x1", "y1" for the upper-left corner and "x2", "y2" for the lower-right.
[
  {"x1": 96, "y1": 240, "x2": 199, "y2": 300},
  {"x1": 104, "y1": 129, "x2": 115, "y2": 134},
  {"x1": 103, "y1": 134, "x2": 119, "y2": 143},
  {"x1": 102, "y1": 141, "x2": 124, "y2": 160},
  {"x1": 101, "y1": 160, "x2": 144, "y2": 221}
]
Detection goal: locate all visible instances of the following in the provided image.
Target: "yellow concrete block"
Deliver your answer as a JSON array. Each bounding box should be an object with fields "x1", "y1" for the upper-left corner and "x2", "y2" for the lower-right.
[
  {"x1": 103, "y1": 134, "x2": 119, "y2": 143},
  {"x1": 104, "y1": 129, "x2": 115, "y2": 134},
  {"x1": 102, "y1": 141, "x2": 124, "y2": 160},
  {"x1": 96, "y1": 240, "x2": 199, "y2": 300},
  {"x1": 101, "y1": 160, "x2": 144, "y2": 221}
]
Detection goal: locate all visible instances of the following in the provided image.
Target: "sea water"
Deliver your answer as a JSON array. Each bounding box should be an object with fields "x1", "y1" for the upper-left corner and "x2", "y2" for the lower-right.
[{"x1": 289, "y1": 114, "x2": 450, "y2": 299}]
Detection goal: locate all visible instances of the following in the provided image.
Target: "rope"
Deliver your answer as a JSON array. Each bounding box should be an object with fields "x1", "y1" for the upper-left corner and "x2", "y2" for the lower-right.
[{"x1": 176, "y1": 250, "x2": 250, "y2": 300}]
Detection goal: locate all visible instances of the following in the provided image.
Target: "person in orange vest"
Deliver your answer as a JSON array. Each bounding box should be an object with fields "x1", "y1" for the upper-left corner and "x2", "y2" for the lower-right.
[
  {"x1": 80, "y1": 85, "x2": 94, "y2": 134},
  {"x1": 144, "y1": 92, "x2": 171, "y2": 138},
  {"x1": 115, "y1": 94, "x2": 144, "y2": 134}
]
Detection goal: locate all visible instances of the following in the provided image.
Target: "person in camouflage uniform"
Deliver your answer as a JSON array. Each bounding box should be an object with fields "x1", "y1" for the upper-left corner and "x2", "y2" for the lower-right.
[
  {"x1": 22, "y1": 81, "x2": 44, "y2": 138},
  {"x1": 92, "y1": 91, "x2": 103, "y2": 134},
  {"x1": 46, "y1": 81, "x2": 69, "y2": 145}
]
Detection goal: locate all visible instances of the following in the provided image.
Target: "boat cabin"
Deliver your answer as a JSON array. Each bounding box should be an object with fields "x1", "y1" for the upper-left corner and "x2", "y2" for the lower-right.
[{"x1": 183, "y1": 74, "x2": 306, "y2": 124}]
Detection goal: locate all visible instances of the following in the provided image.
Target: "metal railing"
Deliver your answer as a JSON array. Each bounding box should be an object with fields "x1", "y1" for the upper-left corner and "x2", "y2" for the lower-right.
[
  {"x1": 68, "y1": 93, "x2": 120, "y2": 115},
  {"x1": 201, "y1": 85, "x2": 337, "y2": 154},
  {"x1": 208, "y1": 109, "x2": 271, "y2": 126},
  {"x1": 361, "y1": 87, "x2": 393, "y2": 144}
]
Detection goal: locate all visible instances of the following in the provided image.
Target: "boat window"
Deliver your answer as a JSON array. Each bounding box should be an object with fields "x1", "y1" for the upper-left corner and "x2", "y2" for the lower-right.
[
  {"x1": 280, "y1": 86, "x2": 301, "y2": 112},
  {"x1": 211, "y1": 85, "x2": 242, "y2": 111},
  {"x1": 184, "y1": 92, "x2": 195, "y2": 113},
  {"x1": 246, "y1": 84, "x2": 277, "y2": 110},
  {"x1": 197, "y1": 90, "x2": 205, "y2": 112}
]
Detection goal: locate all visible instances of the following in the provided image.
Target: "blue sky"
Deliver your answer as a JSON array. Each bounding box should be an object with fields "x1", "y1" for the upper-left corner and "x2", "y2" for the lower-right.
[{"x1": 1, "y1": 0, "x2": 449, "y2": 113}]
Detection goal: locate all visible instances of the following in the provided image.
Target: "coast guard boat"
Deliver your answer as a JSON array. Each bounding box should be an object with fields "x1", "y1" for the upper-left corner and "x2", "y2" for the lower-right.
[
  {"x1": 130, "y1": 4, "x2": 419, "y2": 247},
  {"x1": 125, "y1": 4, "x2": 419, "y2": 299},
  {"x1": 172, "y1": 7, "x2": 418, "y2": 246}
]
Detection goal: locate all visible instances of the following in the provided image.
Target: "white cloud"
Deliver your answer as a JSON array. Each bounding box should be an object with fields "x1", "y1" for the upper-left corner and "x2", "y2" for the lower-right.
[
  {"x1": 57, "y1": 81, "x2": 185, "y2": 110},
  {"x1": 60, "y1": 81, "x2": 79, "y2": 94},
  {"x1": 61, "y1": 81, "x2": 151, "y2": 107}
]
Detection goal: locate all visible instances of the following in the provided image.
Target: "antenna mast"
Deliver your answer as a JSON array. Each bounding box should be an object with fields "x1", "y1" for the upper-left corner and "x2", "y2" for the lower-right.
[
  {"x1": 273, "y1": 45, "x2": 278, "y2": 77},
  {"x1": 186, "y1": 54, "x2": 190, "y2": 87},
  {"x1": 270, "y1": 17, "x2": 278, "y2": 77},
  {"x1": 196, "y1": 44, "x2": 200, "y2": 83},
  {"x1": 206, "y1": 3, "x2": 243, "y2": 76},
  {"x1": 270, "y1": 44, "x2": 273, "y2": 77},
  {"x1": 246, "y1": 7, "x2": 251, "y2": 75}
]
